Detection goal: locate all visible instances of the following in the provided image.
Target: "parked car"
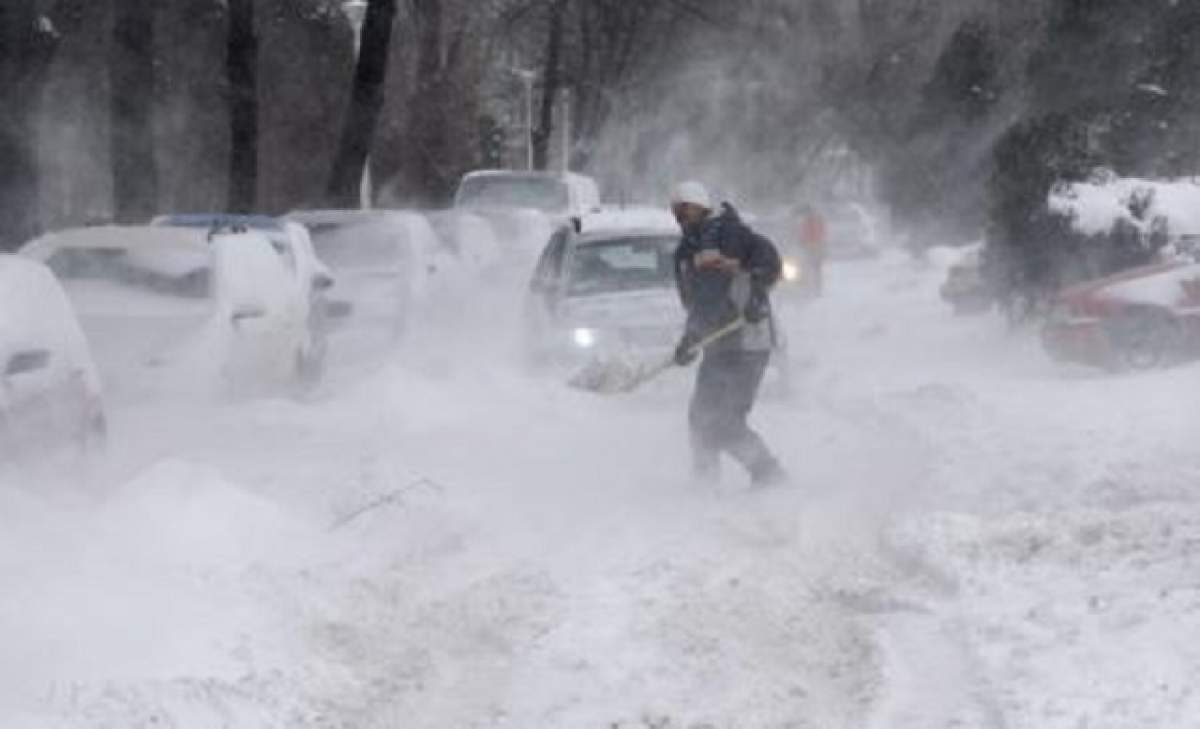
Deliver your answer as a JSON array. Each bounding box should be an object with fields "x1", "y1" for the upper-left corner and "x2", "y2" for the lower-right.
[
  {"x1": 286, "y1": 209, "x2": 433, "y2": 341},
  {"x1": 940, "y1": 248, "x2": 993, "y2": 315},
  {"x1": 423, "y1": 209, "x2": 503, "y2": 274},
  {"x1": 454, "y1": 170, "x2": 601, "y2": 259},
  {"x1": 20, "y1": 225, "x2": 324, "y2": 395},
  {"x1": 454, "y1": 170, "x2": 602, "y2": 219},
  {"x1": 0, "y1": 255, "x2": 106, "y2": 458},
  {"x1": 526, "y1": 225, "x2": 683, "y2": 365},
  {"x1": 822, "y1": 201, "x2": 881, "y2": 260},
  {"x1": 749, "y1": 208, "x2": 815, "y2": 296},
  {"x1": 525, "y1": 223, "x2": 791, "y2": 389},
  {"x1": 1042, "y1": 260, "x2": 1200, "y2": 370},
  {"x1": 154, "y1": 214, "x2": 336, "y2": 381}
]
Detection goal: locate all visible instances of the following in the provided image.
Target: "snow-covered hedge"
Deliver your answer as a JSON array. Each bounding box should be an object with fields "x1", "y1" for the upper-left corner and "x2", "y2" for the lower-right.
[{"x1": 1048, "y1": 170, "x2": 1200, "y2": 239}]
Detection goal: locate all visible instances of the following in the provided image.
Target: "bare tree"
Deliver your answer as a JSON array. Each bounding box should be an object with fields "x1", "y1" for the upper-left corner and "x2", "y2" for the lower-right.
[
  {"x1": 531, "y1": 0, "x2": 566, "y2": 170},
  {"x1": 326, "y1": 0, "x2": 397, "y2": 208},
  {"x1": 110, "y1": 0, "x2": 159, "y2": 223},
  {"x1": 227, "y1": 0, "x2": 258, "y2": 213}
]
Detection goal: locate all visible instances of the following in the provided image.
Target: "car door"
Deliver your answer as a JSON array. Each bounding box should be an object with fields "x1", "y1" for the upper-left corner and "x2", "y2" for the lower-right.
[{"x1": 211, "y1": 232, "x2": 303, "y2": 387}]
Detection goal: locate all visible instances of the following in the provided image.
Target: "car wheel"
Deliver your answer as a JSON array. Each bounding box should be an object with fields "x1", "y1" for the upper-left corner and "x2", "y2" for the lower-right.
[{"x1": 1108, "y1": 308, "x2": 1182, "y2": 371}]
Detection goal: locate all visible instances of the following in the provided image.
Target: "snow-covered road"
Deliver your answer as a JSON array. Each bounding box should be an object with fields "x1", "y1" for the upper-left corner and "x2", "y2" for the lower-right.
[{"x1": 4, "y1": 249, "x2": 1200, "y2": 728}]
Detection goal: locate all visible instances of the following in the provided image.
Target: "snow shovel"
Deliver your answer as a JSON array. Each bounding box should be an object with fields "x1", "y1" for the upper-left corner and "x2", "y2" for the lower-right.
[{"x1": 568, "y1": 317, "x2": 745, "y2": 394}]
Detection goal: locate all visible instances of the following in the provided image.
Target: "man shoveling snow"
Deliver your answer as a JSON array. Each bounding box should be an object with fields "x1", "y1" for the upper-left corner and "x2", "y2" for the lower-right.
[{"x1": 670, "y1": 181, "x2": 787, "y2": 487}]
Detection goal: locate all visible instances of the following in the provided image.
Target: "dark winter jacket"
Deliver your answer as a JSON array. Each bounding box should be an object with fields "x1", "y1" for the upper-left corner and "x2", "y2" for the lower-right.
[{"x1": 674, "y1": 203, "x2": 782, "y2": 352}]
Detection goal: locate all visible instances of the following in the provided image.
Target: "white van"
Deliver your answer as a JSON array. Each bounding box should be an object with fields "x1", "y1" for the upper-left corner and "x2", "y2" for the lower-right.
[{"x1": 453, "y1": 170, "x2": 602, "y2": 220}]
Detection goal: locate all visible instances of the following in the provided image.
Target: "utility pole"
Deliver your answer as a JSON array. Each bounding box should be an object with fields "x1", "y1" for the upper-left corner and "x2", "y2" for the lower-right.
[{"x1": 513, "y1": 68, "x2": 536, "y2": 171}]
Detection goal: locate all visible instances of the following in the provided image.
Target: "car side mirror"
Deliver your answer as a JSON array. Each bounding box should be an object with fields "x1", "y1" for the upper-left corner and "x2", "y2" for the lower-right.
[
  {"x1": 5, "y1": 349, "x2": 50, "y2": 377},
  {"x1": 231, "y1": 304, "x2": 267, "y2": 324}
]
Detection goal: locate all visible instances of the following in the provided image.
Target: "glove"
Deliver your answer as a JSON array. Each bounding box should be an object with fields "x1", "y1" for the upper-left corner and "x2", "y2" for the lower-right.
[
  {"x1": 674, "y1": 334, "x2": 700, "y2": 366},
  {"x1": 744, "y1": 288, "x2": 770, "y2": 324}
]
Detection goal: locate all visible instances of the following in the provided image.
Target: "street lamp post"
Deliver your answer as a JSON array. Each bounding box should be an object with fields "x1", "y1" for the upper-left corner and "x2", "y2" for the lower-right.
[
  {"x1": 342, "y1": 0, "x2": 372, "y2": 209},
  {"x1": 512, "y1": 68, "x2": 536, "y2": 171}
]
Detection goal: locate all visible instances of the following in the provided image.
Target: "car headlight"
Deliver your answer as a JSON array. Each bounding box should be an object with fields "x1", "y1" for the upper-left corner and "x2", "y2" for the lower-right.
[
  {"x1": 782, "y1": 259, "x2": 801, "y2": 282},
  {"x1": 572, "y1": 327, "x2": 598, "y2": 349}
]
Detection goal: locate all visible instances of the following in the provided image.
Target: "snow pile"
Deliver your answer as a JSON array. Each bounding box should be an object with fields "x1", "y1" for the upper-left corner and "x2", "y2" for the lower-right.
[
  {"x1": 895, "y1": 505, "x2": 1200, "y2": 728},
  {"x1": 1049, "y1": 171, "x2": 1200, "y2": 236}
]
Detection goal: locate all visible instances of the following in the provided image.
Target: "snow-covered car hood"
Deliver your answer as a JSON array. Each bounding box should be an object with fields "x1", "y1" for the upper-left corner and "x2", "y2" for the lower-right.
[{"x1": 559, "y1": 287, "x2": 683, "y2": 331}]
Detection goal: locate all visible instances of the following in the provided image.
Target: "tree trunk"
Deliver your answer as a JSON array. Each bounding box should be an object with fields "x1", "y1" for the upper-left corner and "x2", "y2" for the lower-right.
[
  {"x1": 533, "y1": 0, "x2": 567, "y2": 171},
  {"x1": 326, "y1": 0, "x2": 396, "y2": 209},
  {"x1": 0, "y1": 2, "x2": 58, "y2": 250},
  {"x1": 227, "y1": 0, "x2": 258, "y2": 213},
  {"x1": 406, "y1": 0, "x2": 447, "y2": 204},
  {"x1": 110, "y1": 0, "x2": 158, "y2": 224}
]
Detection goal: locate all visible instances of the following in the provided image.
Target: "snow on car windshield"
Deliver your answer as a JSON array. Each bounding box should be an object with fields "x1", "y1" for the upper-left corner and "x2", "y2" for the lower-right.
[
  {"x1": 567, "y1": 235, "x2": 676, "y2": 296},
  {"x1": 456, "y1": 176, "x2": 569, "y2": 213}
]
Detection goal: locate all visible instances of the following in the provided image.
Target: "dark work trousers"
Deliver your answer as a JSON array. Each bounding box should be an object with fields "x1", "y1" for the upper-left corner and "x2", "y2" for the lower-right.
[{"x1": 688, "y1": 348, "x2": 780, "y2": 481}]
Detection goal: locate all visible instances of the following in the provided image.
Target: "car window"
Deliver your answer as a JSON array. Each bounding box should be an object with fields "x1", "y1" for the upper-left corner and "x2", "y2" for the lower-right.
[
  {"x1": 44, "y1": 248, "x2": 211, "y2": 298},
  {"x1": 457, "y1": 176, "x2": 569, "y2": 213},
  {"x1": 566, "y1": 235, "x2": 677, "y2": 295},
  {"x1": 308, "y1": 222, "x2": 403, "y2": 268},
  {"x1": 535, "y1": 229, "x2": 569, "y2": 282}
]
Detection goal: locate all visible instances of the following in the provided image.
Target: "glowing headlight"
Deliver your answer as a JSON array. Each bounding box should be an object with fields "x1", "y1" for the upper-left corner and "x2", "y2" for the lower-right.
[
  {"x1": 572, "y1": 327, "x2": 598, "y2": 348},
  {"x1": 782, "y1": 259, "x2": 801, "y2": 282}
]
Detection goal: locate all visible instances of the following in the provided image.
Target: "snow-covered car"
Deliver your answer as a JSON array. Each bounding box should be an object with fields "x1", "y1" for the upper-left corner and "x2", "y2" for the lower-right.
[
  {"x1": 525, "y1": 223, "x2": 790, "y2": 390},
  {"x1": 423, "y1": 209, "x2": 503, "y2": 274},
  {"x1": 940, "y1": 248, "x2": 993, "y2": 315},
  {"x1": 454, "y1": 170, "x2": 601, "y2": 219},
  {"x1": 746, "y1": 209, "x2": 813, "y2": 295},
  {"x1": 823, "y1": 201, "x2": 881, "y2": 260},
  {"x1": 1042, "y1": 261, "x2": 1200, "y2": 370},
  {"x1": 154, "y1": 214, "x2": 335, "y2": 381},
  {"x1": 0, "y1": 255, "x2": 106, "y2": 458},
  {"x1": 454, "y1": 170, "x2": 600, "y2": 260},
  {"x1": 287, "y1": 209, "x2": 440, "y2": 341},
  {"x1": 21, "y1": 225, "x2": 323, "y2": 395}
]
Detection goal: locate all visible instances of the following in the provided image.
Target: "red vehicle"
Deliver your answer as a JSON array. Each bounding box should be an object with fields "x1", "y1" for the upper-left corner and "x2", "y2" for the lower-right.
[{"x1": 1042, "y1": 260, "x2": 1200, "y2": 370}]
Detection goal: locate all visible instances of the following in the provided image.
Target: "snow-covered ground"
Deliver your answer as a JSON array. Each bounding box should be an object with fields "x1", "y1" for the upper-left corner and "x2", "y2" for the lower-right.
[{"x1": 3, "y1": 242, "x2": 1199, "y2": 728}]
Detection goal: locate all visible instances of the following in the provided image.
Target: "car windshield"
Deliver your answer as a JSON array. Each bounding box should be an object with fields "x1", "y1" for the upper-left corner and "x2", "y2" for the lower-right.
[
  {"x1": 307, "y1": 222, "x2": 403, "y2": 269},
  {"x1": 457, "y1": 176, "x2": 569, "y2": 213},
  {"x1": 567, "y1": 235, "x2": 677, "y2": 296},
  {"x1": 43, "y1": 247, "x2": 211, "y2": 298}
]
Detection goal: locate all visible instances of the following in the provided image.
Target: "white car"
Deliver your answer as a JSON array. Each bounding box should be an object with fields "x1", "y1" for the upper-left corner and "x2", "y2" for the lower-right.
[
  {"x1": 424, "y1": 209, "x2": 503, "y2": 274},
  {"x1": 287, "y1": 209, "x2": 440, "y2": 341},
  {"x1": 454, "y1": 170, "x2": 601, "y2": 219},
  {"x1": 453, "y1": 170, "x2": 601, "y2": 260},
  {"x1": 525, "y1": 224, "x2": 688, "y2": 365},
  {"x1": 21, "y1": 225, "x2": 323, "y2": 397},
  {"x1": 153, "y1": 214, "x2": 335, "y2": 382},
  {"x1": 0, "y1": 255, "x2": 106, "y2": 458}
]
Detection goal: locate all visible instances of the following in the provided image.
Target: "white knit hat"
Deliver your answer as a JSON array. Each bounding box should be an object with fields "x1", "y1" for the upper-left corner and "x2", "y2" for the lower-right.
[{"x1": 670, "y1": 180, "x2": 712, "y2": 209}]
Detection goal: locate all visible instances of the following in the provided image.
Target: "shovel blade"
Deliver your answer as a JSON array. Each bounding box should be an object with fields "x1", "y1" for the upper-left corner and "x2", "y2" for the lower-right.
[{"x1": 568, "y1": 354, "x2": 666, "y2": 394}]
